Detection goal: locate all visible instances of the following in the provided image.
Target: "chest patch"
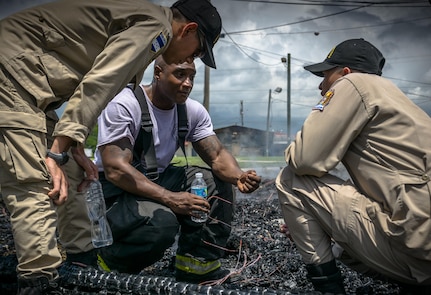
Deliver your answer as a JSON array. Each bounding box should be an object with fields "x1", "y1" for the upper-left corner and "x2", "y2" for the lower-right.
[{"x1": 313, "y1": 88, "x2": 334, "y2": 111}]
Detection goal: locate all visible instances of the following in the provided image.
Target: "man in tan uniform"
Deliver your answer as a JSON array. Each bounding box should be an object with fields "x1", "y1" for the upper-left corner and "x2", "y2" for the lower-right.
[
  {"x1": 0, "y1": 0, "x2": 222, "y2": 293},
  {"x1": 276, "y1": 39, "x2": 431, "y2": 294}
]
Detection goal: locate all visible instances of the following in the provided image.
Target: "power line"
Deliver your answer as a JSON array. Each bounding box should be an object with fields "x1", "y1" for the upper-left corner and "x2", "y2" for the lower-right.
[
  {"x1": 230, "y1": 0, "x2": 430, "y2": 8},
  {"x1": 386, "y1": 76, "x2": 431, "y2": 86},
  {"x1": 227, "y1": 4, "x2": 372, "y2": 34},
  {"x1": 253, "y1": 16, "x2": 431, "y2": 36},
  {"x1": 218, "y1": 38, "x2": 288, "y2": 60},
  {"x1": 217, "y1": 38, "x2": 431, "y2": 77},
  {"x1": 221, "y1": 27, "x2": 282, "y2": 66}
]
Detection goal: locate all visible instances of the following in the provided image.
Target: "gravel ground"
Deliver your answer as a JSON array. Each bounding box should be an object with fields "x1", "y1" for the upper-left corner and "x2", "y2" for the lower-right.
[{"x1": 0, "y1": 180, "x2": 402, "y2": 294}]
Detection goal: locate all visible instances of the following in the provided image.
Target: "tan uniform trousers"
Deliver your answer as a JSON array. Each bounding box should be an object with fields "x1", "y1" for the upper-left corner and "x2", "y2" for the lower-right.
[
  {"x1": 0, "y1": 127, "x2": 63, "y2": 281},
  {"x1": 0, "y1": 66, "x2": 92, "y2": 280},
  {"x1": 276, "y1": 166, "x2": 431, "y2": 285},
  {"x1": 46, "y1": 109, "x2": 93, "y2": 255},
  {"x1": 0, "y1": 67, "x2": 62, "y2": 280},
  {"x1": 56, "y1": 157, "x2": 93, "y2": 254}
]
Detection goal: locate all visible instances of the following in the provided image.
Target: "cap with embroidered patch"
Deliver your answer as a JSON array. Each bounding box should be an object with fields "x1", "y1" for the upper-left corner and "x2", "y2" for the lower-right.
[
  {"x1": 304, "y1": 38, "x2": 386, "y2": 77},
  {"x1": 172, "y1": 0, "x2": 222, "y2": 69}
]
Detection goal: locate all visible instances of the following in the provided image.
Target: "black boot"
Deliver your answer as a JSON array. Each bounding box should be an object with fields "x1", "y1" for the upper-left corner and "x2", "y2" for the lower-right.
[
  {"x1": 17, "y1": 276, "x2": 62, "y2": 295},
  {"x1": 305, "y1": 260, "x2": 346, "y2": 295}
]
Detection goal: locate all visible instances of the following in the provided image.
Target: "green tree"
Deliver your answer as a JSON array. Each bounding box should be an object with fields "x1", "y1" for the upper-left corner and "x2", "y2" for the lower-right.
[{"x1": 85, "y1": 125, "x2": 98, "y2": 151}]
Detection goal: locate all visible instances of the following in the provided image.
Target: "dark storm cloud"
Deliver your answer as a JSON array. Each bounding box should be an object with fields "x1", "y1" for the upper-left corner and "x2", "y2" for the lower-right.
[{"x1": 1, "y1": 0, "x2": 430, "y2": 132}]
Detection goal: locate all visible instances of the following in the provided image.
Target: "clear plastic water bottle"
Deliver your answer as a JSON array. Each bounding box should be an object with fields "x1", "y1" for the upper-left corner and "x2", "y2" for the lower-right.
[
  {"x1": 190, "y1": 172, "x2": 208, "y2": 223},
  {"x1": 85, "y1": 180, "x2": 113, "y2": 248}
]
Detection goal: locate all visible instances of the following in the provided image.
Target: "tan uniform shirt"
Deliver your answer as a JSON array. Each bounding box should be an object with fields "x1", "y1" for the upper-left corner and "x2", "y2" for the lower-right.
[
  {"x1": 286, "y1": 73, "x2": 431, "y2": 260},
  {"x1": 0, "y1": 0, "x2": 172, "y2": 143}
]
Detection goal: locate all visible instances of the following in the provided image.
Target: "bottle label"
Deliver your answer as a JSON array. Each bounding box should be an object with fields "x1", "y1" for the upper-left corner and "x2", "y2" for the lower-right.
[{"x1": 191, "y1": 187, "x2": 207, "y2": 198}]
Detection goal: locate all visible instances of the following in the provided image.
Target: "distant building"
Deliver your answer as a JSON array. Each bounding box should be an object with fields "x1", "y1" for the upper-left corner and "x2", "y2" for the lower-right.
[
  {"x1": 214, "y1": 125, "x2": 288, "y2": 157},
  {"x1": 271, "y1": 131, "x2": 288, "y2": 157},
  {"x1": 214, "y1": 125, "x2": 264, "y2": 156},
  {"x1": 175, "y1": 125, "x2": 289, "y2": 157}
]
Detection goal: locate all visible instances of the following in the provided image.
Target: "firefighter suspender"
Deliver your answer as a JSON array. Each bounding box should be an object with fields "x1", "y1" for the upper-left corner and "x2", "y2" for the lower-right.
[{"x1": 131, "y1": 85, "x2": 188, "y2": 181}]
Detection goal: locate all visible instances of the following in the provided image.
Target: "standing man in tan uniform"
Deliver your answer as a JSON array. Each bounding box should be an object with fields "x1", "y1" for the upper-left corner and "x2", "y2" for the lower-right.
[
  {"x1": 276, "y1": 39, "x2": 431, "y2": 294},
  {"x1": 0, "y1": 0, "x2": 222, "y2": 293}
]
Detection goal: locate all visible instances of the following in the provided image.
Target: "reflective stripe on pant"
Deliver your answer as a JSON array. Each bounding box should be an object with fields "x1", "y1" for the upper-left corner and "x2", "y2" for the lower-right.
[
  {"x1": 275, "y1": 165, "x2": 431, "y2": 285},
  {"x1": 175, "y1": 254, "x2": 221, "y2": 275}
]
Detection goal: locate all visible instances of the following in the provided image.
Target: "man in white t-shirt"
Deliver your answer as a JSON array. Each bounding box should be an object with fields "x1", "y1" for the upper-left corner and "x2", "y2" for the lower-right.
[{"x1": 94, "y1": 56, "x2": 261, "y2": 283}]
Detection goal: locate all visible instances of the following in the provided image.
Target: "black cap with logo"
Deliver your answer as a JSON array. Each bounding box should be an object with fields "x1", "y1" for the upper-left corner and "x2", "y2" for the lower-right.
[
  {"x1": 172, "y1": 0, "x2": 222, "y2": 69},
  {"x1": 304, "y1": 38, "x2": 386, "y2": 77}
]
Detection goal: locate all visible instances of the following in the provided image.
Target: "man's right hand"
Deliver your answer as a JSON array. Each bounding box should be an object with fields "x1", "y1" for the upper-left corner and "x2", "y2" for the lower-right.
[
  {"x1": 45, "y1": 157, "x2": 69, "y2": 206},
  {"x1": 165, "y1": 190, "x2": 210, "y2": 217},
  {"x1": 47, "y1": 135, "x2": 74, "y2": 205}
]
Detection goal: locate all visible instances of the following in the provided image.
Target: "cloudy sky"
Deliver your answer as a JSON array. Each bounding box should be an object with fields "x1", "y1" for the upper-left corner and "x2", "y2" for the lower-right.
[{"x1": 2, "y1": 0, "x2": 431, "y2": 140}]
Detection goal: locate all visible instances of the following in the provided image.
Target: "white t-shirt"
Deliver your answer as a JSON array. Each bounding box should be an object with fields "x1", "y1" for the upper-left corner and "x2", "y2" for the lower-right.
[{"x1": 94, "y1": 86, "x2": 215, "y2": 173}]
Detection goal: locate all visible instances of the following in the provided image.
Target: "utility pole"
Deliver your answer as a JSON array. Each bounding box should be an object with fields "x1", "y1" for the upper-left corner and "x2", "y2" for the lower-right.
[
  {"x1": 240, "y1": 100, "x2": 244, "y2": 126},
  {"x1": 203, "y1": 66, "x2": 210, "y2": 111},
  {"x1": 265, "y1": 89, "x2": 272, "y2": 157},
  {"x1": 203, "y1": 0, "x2": 211, "y2": 112},
  {"x1": 281, "y1": 53, "x2": 291, "y2": 143},
  {"x1": 287, "y1": 53, "x2": 291, "y2": 143},
  {"x1": 265, "y1": 87, "x2": 282, "y2": 157}
]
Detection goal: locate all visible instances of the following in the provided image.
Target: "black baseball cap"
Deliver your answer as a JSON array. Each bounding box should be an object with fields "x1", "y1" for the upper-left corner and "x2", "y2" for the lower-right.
[
  {"x1": 304, "y1": 38, "x2": 386, "y2": 77},
  {"x1": 172, "y1": 0, "x2": 222, "y2": 69}
]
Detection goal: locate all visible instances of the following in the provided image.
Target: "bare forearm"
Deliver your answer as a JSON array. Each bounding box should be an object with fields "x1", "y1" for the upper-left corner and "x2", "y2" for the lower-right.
[
  {"x1": 104, "y1": 163, "x2": 209, "y2": 216},
  {"x1": 193, "y1": 136, "x2": 261, "y2": 193},
  {"x1": 105, "y1": 164, "x2": 169, "y2": 204},
  {"x1": 194, "y1": 135, "x2": 243, "y2": 184},
  {"x1": 210, "y1": 150, "x2": 243, "y2": 184},
  {"x1": 50, "y1": 136, "x2": 74, "y2": 153},
  {"x1": 100, "y1": 141, "x2": 169, "y2": 205}
]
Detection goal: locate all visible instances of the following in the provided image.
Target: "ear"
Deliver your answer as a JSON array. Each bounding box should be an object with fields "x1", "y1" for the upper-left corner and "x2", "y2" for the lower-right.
[
  {"x1": 180, "y1": 22, "x2": 198, "y2": 37},
  {"x1": 342, "y1": 67, "x2": 352, "y2": 75},
  {"x1": 154, "y1": 65, "x2": 163, "y2": 80}
]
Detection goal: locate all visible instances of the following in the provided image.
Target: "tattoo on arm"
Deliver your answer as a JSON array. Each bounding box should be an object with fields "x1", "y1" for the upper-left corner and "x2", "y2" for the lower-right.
[
  {"x1": 193, "y1": 135, "x2": 222, "y2": 164},
  {"x1": 100, "y1": 138, "x2": 134, "y2": 166}
]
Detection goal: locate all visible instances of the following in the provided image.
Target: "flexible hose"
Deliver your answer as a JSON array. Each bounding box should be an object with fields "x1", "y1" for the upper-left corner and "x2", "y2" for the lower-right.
[{"x1": 58, "y1": 263, "x2": 313, "y2": 295}]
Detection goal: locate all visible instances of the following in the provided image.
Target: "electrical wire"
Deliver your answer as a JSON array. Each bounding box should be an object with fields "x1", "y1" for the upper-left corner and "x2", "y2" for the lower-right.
[
  {"x1": 227, "y1": 4, "x2": 372, "y2": 35},
  {"x1": 229, "y1": 0, "x2": 430, "y2": 8}
]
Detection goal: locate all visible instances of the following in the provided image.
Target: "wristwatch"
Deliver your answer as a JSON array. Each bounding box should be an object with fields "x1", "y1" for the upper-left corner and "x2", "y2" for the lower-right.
[{"x1": 46, "y1": 150, "x2": 69, "y2": 166}]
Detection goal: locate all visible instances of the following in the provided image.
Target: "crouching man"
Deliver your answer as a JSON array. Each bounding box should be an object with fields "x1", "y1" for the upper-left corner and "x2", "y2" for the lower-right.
[
  {"x1": 95, "y1": 57, "x2": 261, "y2": 284},
  {"x1": 276, "y1": 39, "x2": 431, "y2": 294}
]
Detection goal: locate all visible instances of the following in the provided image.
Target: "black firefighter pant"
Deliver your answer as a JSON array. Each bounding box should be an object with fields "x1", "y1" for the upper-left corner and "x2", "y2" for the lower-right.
[{"x1": 98, "y1": 165, "x2": 235, "y2": 274}]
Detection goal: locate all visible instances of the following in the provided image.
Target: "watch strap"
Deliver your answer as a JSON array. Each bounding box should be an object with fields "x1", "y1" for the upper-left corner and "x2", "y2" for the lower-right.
[{"x1": 46, "y1": 150, "x2": 69, "y2": 166}]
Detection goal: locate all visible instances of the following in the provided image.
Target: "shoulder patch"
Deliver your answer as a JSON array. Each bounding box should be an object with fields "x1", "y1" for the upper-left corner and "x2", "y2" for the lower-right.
[
  {"x1": 312, "y1": 89, "x2": 334, "y2": 111},
  {"x1": 151, "y1": 32, "x2": 167, "y2": 53}
]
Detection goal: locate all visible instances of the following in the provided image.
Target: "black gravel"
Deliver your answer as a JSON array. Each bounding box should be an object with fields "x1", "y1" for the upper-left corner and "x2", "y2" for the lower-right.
[{"x1": 0, "y1": 181, "x2": 402, "y2": 294}]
